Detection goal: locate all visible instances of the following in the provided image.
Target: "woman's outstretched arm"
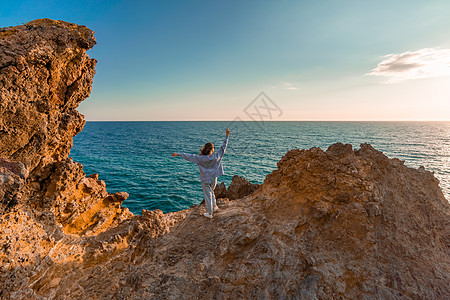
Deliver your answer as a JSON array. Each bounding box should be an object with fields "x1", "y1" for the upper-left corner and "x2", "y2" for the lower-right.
[
  {"x1": 173, "y1": 152, "x2": 202, "y2": 164},
  {"x1": 216, "y1": 128, "x2": 230, "y2": 159}
]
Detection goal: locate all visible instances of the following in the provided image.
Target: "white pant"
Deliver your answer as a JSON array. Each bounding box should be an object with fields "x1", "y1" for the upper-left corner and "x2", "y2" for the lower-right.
[{"x1": 202, "y1": 177, "x2": 217, "y2": 214}]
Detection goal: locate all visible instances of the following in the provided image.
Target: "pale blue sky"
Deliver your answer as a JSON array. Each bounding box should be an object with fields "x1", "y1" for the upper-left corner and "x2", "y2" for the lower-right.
[{"x1": 2, "y1": 0, "x2": 450, "y2": 120}]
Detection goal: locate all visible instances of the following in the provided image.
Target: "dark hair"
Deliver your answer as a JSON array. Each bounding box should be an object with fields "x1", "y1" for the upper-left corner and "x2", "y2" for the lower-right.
[{"x1": 200, "y1": 142, "x2": 214, "y2": 155}]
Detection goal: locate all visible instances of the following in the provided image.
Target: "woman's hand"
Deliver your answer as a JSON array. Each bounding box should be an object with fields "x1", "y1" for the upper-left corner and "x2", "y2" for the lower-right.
[
  {"x1": 172, "y1": 153, "x2": 179, "y2": 157},
  {"x1": 226, "y1": 128, "x2": 230, "y2": 136}
]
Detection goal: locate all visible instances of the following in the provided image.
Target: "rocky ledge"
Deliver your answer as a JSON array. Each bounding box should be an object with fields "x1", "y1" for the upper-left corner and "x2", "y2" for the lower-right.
[{"x1": 1, "y1": 20, "x2": 449, "y2": 299}]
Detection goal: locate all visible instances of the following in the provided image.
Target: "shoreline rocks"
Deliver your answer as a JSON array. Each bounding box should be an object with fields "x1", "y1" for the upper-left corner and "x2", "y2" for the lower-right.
[{"x1": 214, "y1": 175, "x2": 260, "y2": 200}]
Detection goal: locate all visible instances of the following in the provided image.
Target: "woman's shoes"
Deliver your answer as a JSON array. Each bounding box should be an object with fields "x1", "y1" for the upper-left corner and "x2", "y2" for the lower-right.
[
  {"x1": 203, "y1": 206, "x2": 219, "y2": 218},
  {"x1": 203, "y1": 212, "x2": 213, "y2": 219}
]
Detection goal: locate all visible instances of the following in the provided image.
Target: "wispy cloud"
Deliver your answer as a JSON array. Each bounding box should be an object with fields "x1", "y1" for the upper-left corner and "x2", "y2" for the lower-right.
[
  {"x1": 283, "y1": 83, "x2": 299, "y2": 90},
  {"x1": 271, "y1": 82, "x2": 299, "y2": 90},
  {"x1": 367, "y1": 48, "x2": 450, "y2": 83}
]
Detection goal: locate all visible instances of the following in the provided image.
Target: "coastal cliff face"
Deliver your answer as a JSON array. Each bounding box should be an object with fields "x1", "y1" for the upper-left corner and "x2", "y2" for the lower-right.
[
  {"x1": 1, "y1": 20, "x2": 449, "y2": 300},
  {"x1": 0, "y1": 19, "x2": 133, "y2": 286}
]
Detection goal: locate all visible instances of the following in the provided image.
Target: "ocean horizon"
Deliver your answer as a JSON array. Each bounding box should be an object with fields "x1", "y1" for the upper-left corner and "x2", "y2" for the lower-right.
[{"x1": 70, "y1": 121, "x2": 450, "y2": 214}]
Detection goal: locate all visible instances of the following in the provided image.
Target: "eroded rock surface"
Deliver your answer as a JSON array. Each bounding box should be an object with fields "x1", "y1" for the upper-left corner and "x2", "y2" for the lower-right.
[
  {"x1": 1, "y1": 19, "x2": 449, "y2": 300},
  {"x1": 0, "y1": 19, "x2": 134, "y2": 296},
  {"x1": 214, "y1": 174, "x2": 260, "y2": 200}
]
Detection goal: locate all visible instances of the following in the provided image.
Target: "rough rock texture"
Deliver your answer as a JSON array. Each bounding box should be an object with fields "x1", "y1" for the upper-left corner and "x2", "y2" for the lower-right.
[
  {"x1": 214, "y1": 175, "x2": 260, "y2": 200},
  {"x1": 0, "y1": 19, "x2": 133, "y2": 294},
  {"x1": 1, "y1": 20, "x2": 450, "y2": 300},
  {"x1": 0, "y1": 19, "x2": 95, "y2": 174},
  {"x1": 0, "y1": 18, "x2": 132, "y2": 232}
]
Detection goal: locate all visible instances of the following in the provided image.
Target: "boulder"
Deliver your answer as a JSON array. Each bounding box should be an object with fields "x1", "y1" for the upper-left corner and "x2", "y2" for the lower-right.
[{"x1": 214, "y1": 175, "x2": 260, "y2": 200}]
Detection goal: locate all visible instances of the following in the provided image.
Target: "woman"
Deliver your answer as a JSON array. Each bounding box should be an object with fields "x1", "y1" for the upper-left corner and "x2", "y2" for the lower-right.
[{"x1": 172, "y1": 128, "x2": 230, "y2": 219}]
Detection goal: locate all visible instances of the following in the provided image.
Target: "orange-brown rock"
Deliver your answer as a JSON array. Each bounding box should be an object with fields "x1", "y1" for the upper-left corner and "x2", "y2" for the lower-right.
[
  {"x1": 0, "y1": 18, "x2": 132, "y2": 232},
  {"x1": 0, "y1": 19, "x2": 133, "y2": 295},
  {"x1": 0, "y1": 19, "x2": 96, "y2": 174},
  {"x1": 214, "y1": 174, "x2": 260, "y2": 200},
  {"x1": 1, "y1": 19, "x2": 449, "y2": 300}
]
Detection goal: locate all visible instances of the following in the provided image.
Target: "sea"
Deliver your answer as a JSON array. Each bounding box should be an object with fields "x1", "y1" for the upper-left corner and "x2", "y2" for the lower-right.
[{"x1": 70, "y1": 121, "x2": 450, "y2": 215}]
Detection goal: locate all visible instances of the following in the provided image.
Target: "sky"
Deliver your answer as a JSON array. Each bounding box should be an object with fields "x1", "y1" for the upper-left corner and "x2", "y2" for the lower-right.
[{"x1": 1, "y1": 0, "x2": 450, "y2": 121}]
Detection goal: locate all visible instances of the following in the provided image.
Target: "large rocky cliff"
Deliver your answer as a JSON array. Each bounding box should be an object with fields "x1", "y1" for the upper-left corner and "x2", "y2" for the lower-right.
[{"x1": 1, "y1": 20, "x2": 449, "y2": 299}]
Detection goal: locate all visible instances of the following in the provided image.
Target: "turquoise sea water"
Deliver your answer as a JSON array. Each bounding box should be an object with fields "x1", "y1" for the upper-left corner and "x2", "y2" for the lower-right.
[{"x1": 70, "y1": 121, "x2": 450, "y2": 214}]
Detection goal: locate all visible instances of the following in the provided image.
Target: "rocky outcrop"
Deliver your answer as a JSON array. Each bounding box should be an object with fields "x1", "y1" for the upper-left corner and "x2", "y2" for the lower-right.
[
  {"x1": 214, "y1": 175, "x2": 260, "y2": 200},
  {"x1": 0, "y1": 18, "x2": 132, "y2": 231},
  {"x1": 0, "y1": 19, "x2": 133, "y2": 287},
  {"x1": 0, "y1": 19, "x2": 96, "y2": 174},
  {"x1": 1, "y1": 20, "x2": 449, "y2": 299}
]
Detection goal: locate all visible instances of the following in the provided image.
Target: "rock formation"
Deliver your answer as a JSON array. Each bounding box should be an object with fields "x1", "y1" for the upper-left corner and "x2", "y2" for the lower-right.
[
  {"x1": 214, "y1": 175, "x2": 260, "y2": 200},
  {"x1": 0, "y1": 18, "x2": 132, "y2": 234},
  {"x1": 0, "y1": 19, "x2": 133, "y2": 295},
  {"x1": 1, "y1": 19, "x2": 449, "y2": 299}
]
